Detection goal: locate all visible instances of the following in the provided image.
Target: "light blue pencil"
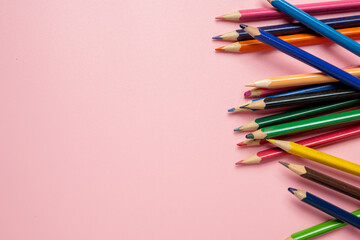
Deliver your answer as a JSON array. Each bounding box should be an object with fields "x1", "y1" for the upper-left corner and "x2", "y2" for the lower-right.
[{"x1": 268, "y1": 0, "x2": 360, "y2": 57}]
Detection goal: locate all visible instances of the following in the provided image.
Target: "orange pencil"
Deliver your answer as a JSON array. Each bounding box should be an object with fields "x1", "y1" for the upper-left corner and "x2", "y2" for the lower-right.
[{"x1": 216, "y1": 26, "x2": 360, "y2": 53}]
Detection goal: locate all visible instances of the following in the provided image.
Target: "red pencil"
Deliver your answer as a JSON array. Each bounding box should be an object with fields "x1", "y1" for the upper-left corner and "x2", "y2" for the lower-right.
[{"x1": 237, "y1": 125, "x2": 360, "y2": 165}]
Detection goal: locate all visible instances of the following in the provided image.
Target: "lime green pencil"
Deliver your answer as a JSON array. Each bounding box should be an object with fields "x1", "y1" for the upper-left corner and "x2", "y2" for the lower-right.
[
  {"x1": 246, "y1": 108, "x2": 360, "y2": 139},
  {"x1": 287, "y1": 209, "x2": 360, "y2": 239}
]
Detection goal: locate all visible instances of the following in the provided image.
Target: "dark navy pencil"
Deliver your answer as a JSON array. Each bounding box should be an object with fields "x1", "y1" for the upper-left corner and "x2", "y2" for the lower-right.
[
  {"x1": 289, "y1": 188, "x2": 360, "y2": 229},
  {"x1": 213, "y1": 15, "x2": 360, "y2": 41},
  {"x1": 240, "y1": 24, "x2": 360, "y2": 91}
]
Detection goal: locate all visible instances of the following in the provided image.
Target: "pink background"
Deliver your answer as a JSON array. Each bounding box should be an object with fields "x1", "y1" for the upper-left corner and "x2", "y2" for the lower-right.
[{"x1": 1, "y1": 0, "x2": 360, "y2": 239}]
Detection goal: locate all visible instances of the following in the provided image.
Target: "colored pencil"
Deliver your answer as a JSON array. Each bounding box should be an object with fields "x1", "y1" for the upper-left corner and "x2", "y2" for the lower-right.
[
  {"x1": 244, "y1": 88, "x2": 360, "y2": 110},
  {"x1": 246, "y1": 109, "x2": 360, "y2": 139},
  {"x1": 240, "y1": 25, "x2": 360, "y2": 90},
  {"x1": 237, "y1": 139, "x2": 265, "y2": 147},
  {"x1": 286, "y1": 209, "x2": 360, "y2": 239},
  {"x1": 216, "y1": 26, "x2": 360, "y2": 53},
  {"x1": 236, "y1": 99, "x2": 360, "y2": 131},
  {"x1": 244, "y1": 87, "x2": 297, "y2": 98},
  {"x1": 268, "y1": 0, "x2": 360, "y2": 57},
  {"x1": 247, "y1": 67, "x2": 360, "y2": 89},
  {"x1": 238, "y1": 125, "x2": 360, "y2": 164},
  {"x1": 288, "y1": 188, "x2": 360, "y2": 229},
  {"x1": 269, "y1": 139, "x2": 360, "y2": 176},
  {"x1": 280, "y1": 161, "x2": 360, "y2": 200},
  {"x1": 230, "y1": 84, "x2": 340, "y2": 112},
  {"x1": 213, "y1": 15, "x2": 360, "y2": 41},
  {"x1": 216, "y1": 0, "x2": 360, "y2": 22}
]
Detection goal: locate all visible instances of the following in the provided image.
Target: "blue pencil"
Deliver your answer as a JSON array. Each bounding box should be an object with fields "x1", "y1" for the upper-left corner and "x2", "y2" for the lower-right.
[
  {"x1": 240, "y1": 24, "x2": 360, "y2": 91},
  {"x1": 228, "y1": 83, "x2": 339, "y2": 112},
  {"x1": 289, "y1": 188, "x2": 360, "y2": 229},
  {"x1": 268, "y1": 0, "x2": 360, "y2": 57},
  {"x1": 213, "y1": 14, "x2": 360, "y2": 42}
]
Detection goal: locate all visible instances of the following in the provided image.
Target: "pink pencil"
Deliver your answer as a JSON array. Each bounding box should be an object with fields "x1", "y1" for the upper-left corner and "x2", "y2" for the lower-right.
[
  {"x1": 237, "y1": 125, "x2": 360, "y2": 165},
  {"x1": 217, "y1": 0, "x2": 360, "y2": 22},
  {"x1": 244, "y1": 87, "x2": 297, "y2": 98}
]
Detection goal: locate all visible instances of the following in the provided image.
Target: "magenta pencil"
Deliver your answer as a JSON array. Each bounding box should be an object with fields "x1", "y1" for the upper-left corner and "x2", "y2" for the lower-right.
[
  {"x1": 237, "y1": 125, "x2": 360, "y2": 164},
  {"x1": 244, "y1": 87, "x2": 298, "y2": 98},
  {"x1": 217, "y1": 0, "x2": 360, "y2": 22}
]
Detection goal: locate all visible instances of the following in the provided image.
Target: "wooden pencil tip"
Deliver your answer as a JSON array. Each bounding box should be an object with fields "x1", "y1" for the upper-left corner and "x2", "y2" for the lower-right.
[
  {"x1": 245, "y1": 83, "x2": 256, "y2": 87},
  {"x1": 279, "y1": 161, "x2": 290, "y2": 168}
]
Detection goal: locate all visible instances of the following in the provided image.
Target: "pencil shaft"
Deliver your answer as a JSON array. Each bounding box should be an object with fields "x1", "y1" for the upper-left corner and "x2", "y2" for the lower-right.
[
  {"x1": 254, "y1": 68, "x2": 360, "y2": 89},
  {"x1": 290, "y1": 209, "x2": 360, "y2": 239},
  {"x1": 258, "y1": 109, "x2": 360, "y2": 139},
  {"x1": 242, "y1": 125, "x2": 360, "y2": 164},
  {"x1": 270, "y1": 0, "x2": 360, "y2": 56},
  {"x1": 261, "y1": 88, "x2": 360, "y2": 109},
  {"x1": 302, "y1": 191, "x2": 360, "y2": 229},
  {"x1": 252, "y1": 27, "x2": 360, "y2": 90},
  {"x1": 218, "y1": 1, "x2": 360, "y2": 22},
  {"x1": 255, "y1": 99, "x2": 360, "y2": 129},
  {"x1": 303, "y1": 167, "x2": 360, "y2": 200}
]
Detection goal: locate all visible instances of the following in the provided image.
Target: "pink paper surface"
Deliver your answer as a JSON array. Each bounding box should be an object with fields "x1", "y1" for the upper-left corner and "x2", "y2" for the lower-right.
[{"x1": 1, "y1": 0, "x2": 360, "y2": 239}]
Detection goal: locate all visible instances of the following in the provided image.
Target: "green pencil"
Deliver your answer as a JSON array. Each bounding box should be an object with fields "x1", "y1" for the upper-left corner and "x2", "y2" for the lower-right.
[
  {"x1": 246, "y1": 108, "x2": 360, "y2": 139},
  {"x1": 235, "y1": 99, "x2": 360, "y2": 131},
  {"x1": 287, "y1": 209, "x2": 360, "y2": 239}
]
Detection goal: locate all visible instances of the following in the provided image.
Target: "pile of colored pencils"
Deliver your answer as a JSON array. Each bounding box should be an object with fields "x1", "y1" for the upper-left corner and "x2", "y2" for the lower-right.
[{"x1": 215, "y1": 0, "x2": 360, "y2": 239}]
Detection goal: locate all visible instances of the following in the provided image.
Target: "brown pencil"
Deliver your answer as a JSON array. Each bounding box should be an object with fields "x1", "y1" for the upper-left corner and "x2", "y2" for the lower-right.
[{"x1": 280, "y1": 161, "x2": 360, "y2": 200}]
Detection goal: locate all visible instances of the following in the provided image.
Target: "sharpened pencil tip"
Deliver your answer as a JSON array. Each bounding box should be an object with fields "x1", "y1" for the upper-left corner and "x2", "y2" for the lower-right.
[
  {"x1": 244, "y1": 91, "x2": 251, "y2": 98},
  {"x1": 235, "y1": 160, "x2": 243, "y2": 165},
  {"x1": 246, "y1": 133, "x2": 254, "y2": 139},
  {"x1": 266, "y1": 139, "x2": 275, "y2": 143},
  {"x1": 215, "y1": 46, "x2": 225, "y2": 51},
  {"x1": 234, "y1": 127, "x2": 241, "y2": 131},
  {"x1": 228, "y1": 108, "x2": 235, "y2": 112},
  {"x1": 236, "y1": 141, "x2": 244, "y2": 146},
  {"x1": 279, "y1": 161, "x2": 290, "y2": 168},
  {"x1": 212, "y1": 35, "x2": 223, "y2": 40},
  {"x1": 288, "y1": 187, "x2": 297, "y2": 194},
  {"x1": 239, "y1": 24, "x2": 248, "y2": 29},
  {"x1": 215, "y1": 15, "x2": 224, "y2": 20}
]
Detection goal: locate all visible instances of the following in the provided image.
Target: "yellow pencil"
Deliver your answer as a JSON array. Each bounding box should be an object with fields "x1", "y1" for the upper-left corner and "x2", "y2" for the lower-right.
[{"x1": 267, "y1": 139, "x2": 360, "y2": 177}]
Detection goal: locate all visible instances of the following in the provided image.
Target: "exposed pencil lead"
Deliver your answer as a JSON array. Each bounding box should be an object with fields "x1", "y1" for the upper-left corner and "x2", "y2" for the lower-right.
[
  {"x1": 212, "y1": 35, "x2": 223, "y2": 40},
  {"x1": 235, "y1": 160, "x2": 243, "y2": 165},
  {"x1": 288, "y1": 187, "x2": 297, "y2": 194},
  {"x1": 246, "y1": 133, "x2": 254, "y2": 139},
  {"x1": 240, "y1": 24, "x2": 248, "y2": 29},
  {"x1": 279, "y1": 161, "x2": 290, "y2": 168},
  {"x1": 234, "y1": 127, "x2": 241, "y2": 131},
  {"x1": 228, "y1": 108, "x2": 235, "y2": 113}
]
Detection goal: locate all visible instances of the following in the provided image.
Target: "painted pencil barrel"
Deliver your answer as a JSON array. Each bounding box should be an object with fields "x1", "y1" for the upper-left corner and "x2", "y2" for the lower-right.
[
  {"x1": 270, "y1": 0, "x2": 360, "y2": 57},
  {"x1": 254, "y1": 28, "x2": 360, "y2": 90},
  {"x1": 302, "y1": 192, "x2": 360, "y2": 229},
  {"x1": 255, "y1": 99, "x2": 360, "y2": 128},
  {"x1": 262, "y1": 109, "x2": 360, "y2": 138},
  {"x1": 290, "y1": 209, "x2": 360, "y2": 239}
]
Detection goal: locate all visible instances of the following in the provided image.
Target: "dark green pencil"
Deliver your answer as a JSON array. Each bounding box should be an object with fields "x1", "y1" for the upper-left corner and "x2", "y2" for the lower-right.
[{"x1": 235, "y1": 99, "x2": 360, "y2": 131}]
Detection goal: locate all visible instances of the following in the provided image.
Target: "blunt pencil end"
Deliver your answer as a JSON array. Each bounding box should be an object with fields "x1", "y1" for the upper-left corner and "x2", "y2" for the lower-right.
[
  {"x1": 228, "y1": 108, "x2": 235, "y2": 112},
  {"x1": 279, "y1": 161, "x2": 290, "y2": 168},
  {"x1": 212, "y1": 35, "x2": 223, "y2": 40},
  {"x1": 288, "y1": 187, "x2": 297, "y2": 194},
  {"x1": 246, "y1": 133, "x2": 254, "y2": 139},
  {"x1": 240, "y1": 24, "x2": 248, "y2": 29}
]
